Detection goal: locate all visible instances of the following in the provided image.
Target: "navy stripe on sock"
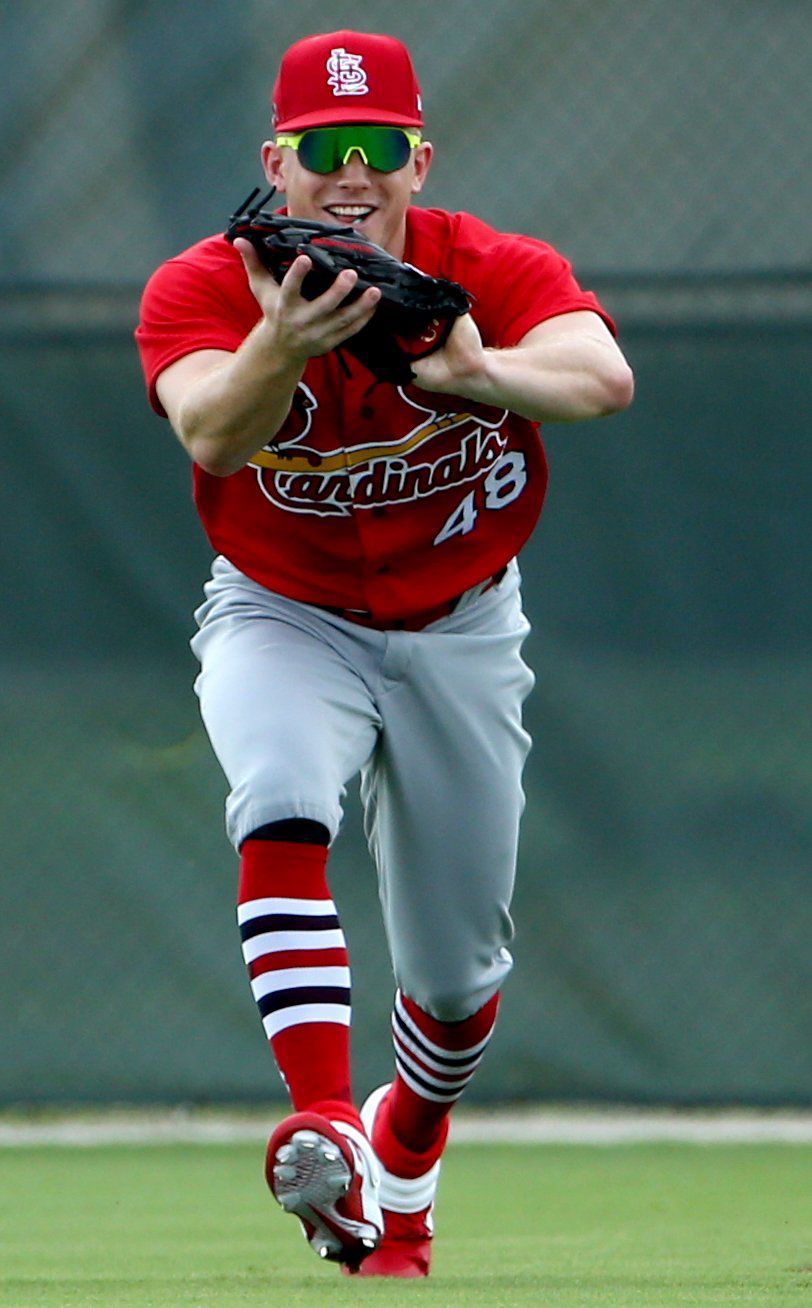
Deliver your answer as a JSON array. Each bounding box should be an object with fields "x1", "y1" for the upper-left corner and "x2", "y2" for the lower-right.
[
  {"x1": 256, "y1": 986, "x2": 351, "y2": 1017},
  {"x1": 395, "y1": 1053, "x2": 467, "y2": 1099},
  {"x1": 239, "y1": 913, "x2": 339, "y2": 942}
]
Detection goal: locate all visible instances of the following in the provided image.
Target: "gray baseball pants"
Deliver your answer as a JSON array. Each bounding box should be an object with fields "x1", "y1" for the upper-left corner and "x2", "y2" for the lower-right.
[{"x1": 190, "y1": 556, "x2": 535, "y2": 1020}]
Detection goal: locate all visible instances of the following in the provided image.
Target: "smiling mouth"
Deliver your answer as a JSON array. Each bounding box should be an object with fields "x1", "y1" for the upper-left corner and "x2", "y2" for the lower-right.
[{"x1": 323, "y1": 205, "x2": 377, "y2": 224}]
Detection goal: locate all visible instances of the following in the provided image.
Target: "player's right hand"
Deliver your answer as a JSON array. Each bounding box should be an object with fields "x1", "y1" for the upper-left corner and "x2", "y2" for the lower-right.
[{"x1": 233, "y1": 239, "x2": 381, "y2": 365}]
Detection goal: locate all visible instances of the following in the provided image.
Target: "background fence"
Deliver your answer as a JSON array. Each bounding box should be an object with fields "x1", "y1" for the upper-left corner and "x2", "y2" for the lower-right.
[{"x1": 1, "y1": 0, "x2": 810, "y2": 1106}]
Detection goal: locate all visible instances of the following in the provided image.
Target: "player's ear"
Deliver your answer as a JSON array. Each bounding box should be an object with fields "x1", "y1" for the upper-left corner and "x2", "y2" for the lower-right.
[
  {"x1": 262, "y1": 141, "x2": 287, "y2": 191},
  {"x1": 410, "y1": 141, "x2": 433, "y2": 196}
]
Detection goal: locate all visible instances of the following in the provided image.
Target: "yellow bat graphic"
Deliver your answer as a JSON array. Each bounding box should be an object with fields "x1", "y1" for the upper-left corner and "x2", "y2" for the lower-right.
[{"x1": 249, "y1": 410, "x2": 475, "y2": 474}]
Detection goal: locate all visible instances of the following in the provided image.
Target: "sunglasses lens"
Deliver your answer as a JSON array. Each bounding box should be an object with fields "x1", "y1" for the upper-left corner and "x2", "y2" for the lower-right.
[
  {"x1": 297, "y1": 127, "x2": 413, "y2": 174},
  {"x1": 296, "y1": 131, "x2": 340, "y2": 173},
  {"x1": 352, "y1": 127, "x2": 411, "y2": 172}
]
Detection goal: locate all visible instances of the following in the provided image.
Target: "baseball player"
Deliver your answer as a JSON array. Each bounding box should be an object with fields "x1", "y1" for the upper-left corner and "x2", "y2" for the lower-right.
[{"x1": 136, "y1": 29, "x2": 633, "y2": 1278}]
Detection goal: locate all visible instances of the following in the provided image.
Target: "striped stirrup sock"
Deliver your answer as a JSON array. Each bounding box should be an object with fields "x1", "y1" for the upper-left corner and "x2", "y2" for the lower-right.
[
  {"x1": 237, "y1": 838, "x2": 358, "y2": 1124},
  {"x1": 386, "y1": 989, "x2": 500, "y2": 1163}
]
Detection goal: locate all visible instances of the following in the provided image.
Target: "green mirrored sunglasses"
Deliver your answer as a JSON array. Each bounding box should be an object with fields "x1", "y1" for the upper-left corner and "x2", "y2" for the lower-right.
[{"x1": 276, "y1": 125, "x2": 422, "y2": 175}]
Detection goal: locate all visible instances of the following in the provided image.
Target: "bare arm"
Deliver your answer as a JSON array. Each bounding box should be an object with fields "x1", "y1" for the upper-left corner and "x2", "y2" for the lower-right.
[
  {"x1": 156, "y1": 240, "x2": 381, "y2": 477},
  {"x1": 410, "y1": 310, "x2": 634, "y2": 422}
]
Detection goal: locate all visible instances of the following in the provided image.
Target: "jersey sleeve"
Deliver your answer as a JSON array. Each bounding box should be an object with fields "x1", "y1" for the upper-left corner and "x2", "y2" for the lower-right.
[
  {"x1": 462, "y1": 229, "x2": 616, "y2": 349},
  {"x1": 135, "y1": 243, "x2": 257, "y2": 416}
]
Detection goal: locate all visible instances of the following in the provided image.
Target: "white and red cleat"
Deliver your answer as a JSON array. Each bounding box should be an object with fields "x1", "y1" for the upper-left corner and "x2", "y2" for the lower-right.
[
  {"x1": 352, "y1": 1084, "x2": 441, "y2": 1277},
  {"x1": 266, "y1": 1111, "x2": 383, "y2": 1272}
]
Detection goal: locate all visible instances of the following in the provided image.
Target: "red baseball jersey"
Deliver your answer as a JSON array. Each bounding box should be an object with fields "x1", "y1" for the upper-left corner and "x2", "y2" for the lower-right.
[{"x1": 136, "y1": 206, "x2": 615, "y2": 622}]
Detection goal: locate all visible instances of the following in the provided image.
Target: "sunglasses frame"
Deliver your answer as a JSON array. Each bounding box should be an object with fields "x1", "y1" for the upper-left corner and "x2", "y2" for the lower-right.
[{"x1": 275, "y1": 126, "x2": 422, "y2": 175}]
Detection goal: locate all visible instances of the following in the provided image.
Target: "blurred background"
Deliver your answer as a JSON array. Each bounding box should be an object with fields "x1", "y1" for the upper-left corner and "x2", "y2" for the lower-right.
[{"x1": 1, "y1": 0, "x2": 810, "y2": 1109}]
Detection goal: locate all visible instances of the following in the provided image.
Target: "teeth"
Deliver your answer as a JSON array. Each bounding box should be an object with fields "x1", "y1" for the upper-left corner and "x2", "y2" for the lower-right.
[{"x1": 327, "y1": 207, "x2": 374, "y2": 218}]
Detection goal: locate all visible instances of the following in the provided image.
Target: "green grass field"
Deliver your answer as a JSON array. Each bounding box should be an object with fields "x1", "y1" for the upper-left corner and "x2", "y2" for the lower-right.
[{"x1": 1, "y1": 1143, "x2": 810, "y2": 1307}]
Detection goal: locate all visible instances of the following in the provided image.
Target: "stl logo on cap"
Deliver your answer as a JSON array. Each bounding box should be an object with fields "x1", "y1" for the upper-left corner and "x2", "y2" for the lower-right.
[{"x1": 326, "y1": 47, "x2": 369, "y2": 97}]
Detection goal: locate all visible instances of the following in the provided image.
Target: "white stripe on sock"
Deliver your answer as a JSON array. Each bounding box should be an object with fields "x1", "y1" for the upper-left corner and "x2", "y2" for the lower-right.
[
  {"x1": 242, "y1": 927, "x2": 346, "y2": 964},
  {"x1": 394, "y1": 1047, "x2": 477, "y2": 1096},
  {"x1": 262, "y1": 1003, "x2": 351, "y2": 1039},
  {"x1": 394, "y1": 1059, "x2": 469, "y2": 1104},
  {"x1": 251, "y1": 965, "x2": 351, "y2": 1001},
  {"x1": 237, "y1": 896, "x2": 336, "y2": 925}
]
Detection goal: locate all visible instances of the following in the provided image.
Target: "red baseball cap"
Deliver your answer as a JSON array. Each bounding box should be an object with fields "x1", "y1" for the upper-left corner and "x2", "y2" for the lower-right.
[{"x1": 272, "y1": 30, "x2": 423, "y2": 133}]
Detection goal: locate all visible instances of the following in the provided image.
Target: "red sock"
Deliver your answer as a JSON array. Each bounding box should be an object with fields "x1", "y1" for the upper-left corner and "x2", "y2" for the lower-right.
[
  {"x1": 238, "y1": 839, "x2": 360, "y2": 1129},
  {"x1": 378, "y1": 990, "x2": 500, "y2": 1177}
]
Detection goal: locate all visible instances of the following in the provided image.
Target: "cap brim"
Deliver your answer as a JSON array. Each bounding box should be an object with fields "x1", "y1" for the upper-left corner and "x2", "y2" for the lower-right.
[{"x1": 274, "y1": 106, "x2": 424, "y2": 132}]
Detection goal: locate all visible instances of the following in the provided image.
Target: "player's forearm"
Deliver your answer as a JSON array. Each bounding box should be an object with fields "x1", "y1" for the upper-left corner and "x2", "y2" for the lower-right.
[
  {"x1": 176, "y1": 320, "x2": 306, "y2": 477},
  {"x1": 457, "y1": 338, "x2": 634, "y2": 423}
]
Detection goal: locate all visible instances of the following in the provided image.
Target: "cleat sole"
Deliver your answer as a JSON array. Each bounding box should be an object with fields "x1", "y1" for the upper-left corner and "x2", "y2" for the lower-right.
[{"x1": 267, "y1": 1114, "x2": 382, "y2": 1270}]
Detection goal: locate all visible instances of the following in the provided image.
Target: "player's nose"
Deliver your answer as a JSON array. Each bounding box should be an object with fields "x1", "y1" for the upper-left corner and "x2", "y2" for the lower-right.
[{"x1": 336, "y1": 152, "x2": 373, "y2": 184}]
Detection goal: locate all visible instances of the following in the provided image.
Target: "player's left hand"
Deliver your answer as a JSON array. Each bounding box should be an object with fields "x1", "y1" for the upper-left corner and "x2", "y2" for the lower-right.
[{"x1": 409, "y1": 313, "x2": 487, "y2": 394}]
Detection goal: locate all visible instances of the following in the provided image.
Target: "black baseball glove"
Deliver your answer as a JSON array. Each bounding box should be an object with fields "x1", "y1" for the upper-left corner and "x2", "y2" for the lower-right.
[{"x1": 226, "y1": 188, "x2": 473, "y2": 385}]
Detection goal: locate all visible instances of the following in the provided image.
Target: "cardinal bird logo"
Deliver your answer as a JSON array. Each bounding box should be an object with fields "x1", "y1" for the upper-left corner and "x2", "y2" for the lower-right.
[{"x1": 249, "y1": 383, "x2": 510, "y2": 518}]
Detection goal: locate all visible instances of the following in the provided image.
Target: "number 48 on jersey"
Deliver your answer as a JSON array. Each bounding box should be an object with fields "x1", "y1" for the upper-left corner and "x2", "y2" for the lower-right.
[{"x1": 433, "y1": 452, "x2": 527, "y2": 545}]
